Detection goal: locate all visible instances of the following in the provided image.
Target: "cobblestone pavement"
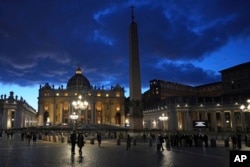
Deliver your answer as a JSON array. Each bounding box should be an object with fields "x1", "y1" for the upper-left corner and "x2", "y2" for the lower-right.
[{"x1": 0, "y1": 134, "x2": 250, "y2": 167}]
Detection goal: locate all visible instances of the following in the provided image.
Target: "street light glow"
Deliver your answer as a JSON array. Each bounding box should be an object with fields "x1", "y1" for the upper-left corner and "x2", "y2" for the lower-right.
[
  {"x1": 240, "y1": 99, "x2": 250, "y2": 112},
  {"x1": 159, "y1": 113, "x2": 168, "y2": 121}
]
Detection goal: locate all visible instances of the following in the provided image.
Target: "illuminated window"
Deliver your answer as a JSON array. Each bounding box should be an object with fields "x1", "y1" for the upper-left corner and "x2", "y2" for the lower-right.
[
  {"x1": 88, "y1": 93, "x2": 91, "y2": 96},
  {"x1": 97, "y1": 92, "x2": 101, "y2": 97},
  {"x1": 106, "y1": 93, "x2": 109, "y2": 97},
  {"x1": 64, "y1": 93, "x2": 68, "y2": 96},
  {"x1": 116, "y1": 91, "x2": 120, "y2": 97},
  {"x1": 56, "y1": 93, "x2": 59, "y2": 96},
  {"x1": 74, "y1": 93, "x2": 78, "y2": 96}
]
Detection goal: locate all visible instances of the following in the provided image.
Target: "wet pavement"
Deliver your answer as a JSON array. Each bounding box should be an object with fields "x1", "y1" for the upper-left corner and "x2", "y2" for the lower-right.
[{"x1": 1, "y1": 134, "x2": 250, "y2": 167}]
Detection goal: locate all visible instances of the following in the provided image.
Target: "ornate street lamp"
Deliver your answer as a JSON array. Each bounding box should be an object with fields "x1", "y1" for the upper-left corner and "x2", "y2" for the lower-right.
[
  {"x1": 70, "y1": 112, "x2": 79, "y2": 130},
  {"x1": 240, "y1": 99, "x2": 250, "y2": 112},
  {"x1": 71, "y1": 95, "x2": 88, "y2": 127},
  {"x1": 159, "y1": 113, "x2": 168, "y2": 131},
  {"x1": 159, "y1": 113, "x2": 168, "y2": 121}
]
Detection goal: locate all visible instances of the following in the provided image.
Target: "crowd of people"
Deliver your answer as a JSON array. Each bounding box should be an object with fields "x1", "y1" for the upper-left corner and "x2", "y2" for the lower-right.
[
  {"x1": 1, "y1": 128, "x2": 249, "y2": 155},
  {"x1": 152, "y1": 132, "x2": 247, "y2": 151},
  {"x1": 0, "y1": 129, "x2": 39, "y2": 144}
]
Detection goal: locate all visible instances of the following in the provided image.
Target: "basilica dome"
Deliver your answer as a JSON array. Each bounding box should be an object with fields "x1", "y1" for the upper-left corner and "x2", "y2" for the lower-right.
[{"x1": 67, "y1": 67, "x2": 91, "y2": 90}]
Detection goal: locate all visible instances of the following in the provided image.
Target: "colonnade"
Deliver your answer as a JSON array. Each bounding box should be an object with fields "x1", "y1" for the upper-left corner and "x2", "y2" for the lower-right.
[{"x1": 143, "y1": 105, "x2": 250, "y2": 132}]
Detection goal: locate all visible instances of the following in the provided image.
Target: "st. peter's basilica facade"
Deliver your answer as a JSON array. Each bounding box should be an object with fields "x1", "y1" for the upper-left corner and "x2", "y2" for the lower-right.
[{"x1": 37, "y1": 67, "x2": 125, "y2": 127}]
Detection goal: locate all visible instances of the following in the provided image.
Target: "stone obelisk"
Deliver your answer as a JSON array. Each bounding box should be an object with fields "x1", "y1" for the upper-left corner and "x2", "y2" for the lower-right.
[{"x1": 129, "y1": 6, "x2": 143, "y2": 130}]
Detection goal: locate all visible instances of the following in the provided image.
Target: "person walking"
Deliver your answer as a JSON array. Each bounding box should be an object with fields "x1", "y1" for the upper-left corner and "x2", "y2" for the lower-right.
[
  {"x1": 126, "y1": 134, "x2": 131, "y2": 151},
  {"x1": 27, "y1": 132, "x2": 32, "y2": 145},
  {"x1": 97, "y1": 132, "x2": 102, "y2": 147},
  {"x1": 77, "y1": 132, "x2": 84, "y2": 156},
  {"x1": 70, "y1": 131, "x2": 77, "y2": 155},
  {"x1": 32, "y1": 133, "x2": 37, "y2": 144},
  {"x1": 156, "y1": 135, "x2": 161, "y2": 151},
  {"x1": 159, "y1": 134, "x2": 164, "y2": 150},
  {"x1": 231, "y1": 135, "x2": 237, "y2": 149}
]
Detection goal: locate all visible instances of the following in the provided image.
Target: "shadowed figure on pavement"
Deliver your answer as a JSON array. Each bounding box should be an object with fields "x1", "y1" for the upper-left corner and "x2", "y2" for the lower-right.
[
  {"x1": 77, "y1": 132, "x2": 84, "y2": 156},
  {"x1": 70, "y1": 131, "x2": 77, "y2": 155}
]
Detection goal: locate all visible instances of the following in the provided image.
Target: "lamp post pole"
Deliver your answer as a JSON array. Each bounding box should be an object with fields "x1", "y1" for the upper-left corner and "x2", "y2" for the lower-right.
[
  {"x1": 70, "y1": 112, "x2": 79, "y2": 130},
  {"x1": 159, "y1": 113, "x2": 168, "y2": 131},
  {"x1": 71, "y1": 95, "x2": 88, "y2": 128}
]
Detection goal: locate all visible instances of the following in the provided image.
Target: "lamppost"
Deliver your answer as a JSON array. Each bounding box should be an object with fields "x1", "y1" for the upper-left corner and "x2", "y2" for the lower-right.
[
  {"x1": 70, "y1": 112, "x2": 79, "y2": 130},
  {"x1": 159, "y1": 113, "x2": 168, "y2": 131},
  {"x1": 71, "y1": 95, "x2": 88, "y2": 128}
]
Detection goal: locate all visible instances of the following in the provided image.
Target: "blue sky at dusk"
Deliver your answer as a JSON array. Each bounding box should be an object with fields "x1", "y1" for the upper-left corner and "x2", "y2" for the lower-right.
[{"x1": 0, "y1": 0, "x2": 249, "y2": 111}]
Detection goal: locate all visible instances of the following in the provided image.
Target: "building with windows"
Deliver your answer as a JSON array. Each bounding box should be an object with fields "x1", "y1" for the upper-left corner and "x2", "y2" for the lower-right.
[
  {"x1": 37, "y1": 67, "x2": 125, "y2": 127},
  {"x1": 0, "y1": 91, "x2": 37, "y2": 129},
  {"x1": 143, "y1": 62, "x2": 250, "y2": 132}
]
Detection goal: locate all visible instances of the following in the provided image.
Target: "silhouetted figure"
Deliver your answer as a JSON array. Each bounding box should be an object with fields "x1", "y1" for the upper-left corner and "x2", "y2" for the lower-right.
[
  {"x1": 237, "y1": 134, "x2": 242, "y2": 149},
  {"x1": 126, "y1": 134, "x2": 131, "y2": 150},
  {"x1": 203, "y1": 134, "x2": 208, "y2": 147},
  {"x1": 143, "y1": 133, "x2": 146, "y2": 141},
  {"x1": 231, "y1": 135, "x2": 237, "y2": 149},
  {"x1": 70, "y1": 131, "x2": 77, "y2": 155},
  {"x1": 32, "y1": 133, "x2": 37, "y2": 144},
  {"x1": 21, "y1": 132, "x2": 24, "y2": 141},
  {"x1": 159, "y1": 134, "x2": 164, "y2": 150},
  {"x1": 156, "y1": 135, "x2": 162, "y2": 151},
  {"x1": 97, "y1": 133, "x2": 102, "y2": 147},
  {"x1": 77, "y1": 132, "x2": 84, "y2": 156},
  {"x1": 27, "y1": 133, "x2": 32, "y2": 144}
]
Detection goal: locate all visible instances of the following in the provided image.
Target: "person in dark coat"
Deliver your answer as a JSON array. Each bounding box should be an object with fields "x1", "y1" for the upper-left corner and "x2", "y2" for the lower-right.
[
  {"x1": 77, "y1": 132, "x2": 84, "y2": 155},
  {"x1": 70, "y1": 131, "x2": 77, "y2": 155},
  {"x1": 236, "y1": 134, "x2": 242, "y2": 149},
  {"x1": 126, "y1": 134, "x2": 131, "y2": 150},
  {"x1": 32, "y1": 133, "x2": 37, "y2": 144},
  {"x1": 203, "y1": 134, "x2": 208, "y2": 147},
  {"x1": 231, "y1": 135, "x2": 237, "y2": 149},
  {"x1": 97, "y1": 132, "x2": 102, "y2": 147}
]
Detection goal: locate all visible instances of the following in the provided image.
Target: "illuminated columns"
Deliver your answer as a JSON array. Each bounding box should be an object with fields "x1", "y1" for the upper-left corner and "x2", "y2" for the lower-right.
[
  {"x1": 2, "y1": 108, "x2": 8, "y2": 129},
  {"x1": 230, "y1": 110, "x2": 236, "y2": 131},
  {"x1": 211, "y1": 111, "x2": 217, "y2": 132},
  {"x1": 185, "y1": 111, "x2": 191, "y2": 131},
  {"x1": 240, "y1": 111, "x2": 246, "y2": 131},
  {"x1": 220, "y1": 111, "x2": 226, "y2": 131}
]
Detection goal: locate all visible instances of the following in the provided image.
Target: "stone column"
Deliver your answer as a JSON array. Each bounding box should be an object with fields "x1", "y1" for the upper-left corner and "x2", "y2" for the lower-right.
[
  {"x1": 196, "y1": 112, "x2": 200, "y2": 120},
  {"x1": 85, "y1": 107, "x2": 88, "y2": 124},
  {"x1": 185, "y1": 111, "x2": 191, "y2": 131},
  {"x1": 102, "y1": 103, "x2": 105, "y2": 124},
  {"x1": 91, "y1": 103, "x2": 95, "y2": 124},
  {"x1": 169, "y1": 108, "x2": 178, "y2": 131},
  {"x1": 240, "y1": 111, "x2": 245, "y2": 131},
  {"x1": 220, "y1": 111, "x2": 226, "y2": 132},
  {"x1": 211, "y1": 111, "x2": 217, "y2": 132},
  {"x1": 49, "y1": 103, "x2": 54, "y2": 124},
  {"x1": 230, "y1": 111, "x2": 236, "y2": 131},
  {"x1": 1, "y1": 109, "x2": 8, "y2": 129}
]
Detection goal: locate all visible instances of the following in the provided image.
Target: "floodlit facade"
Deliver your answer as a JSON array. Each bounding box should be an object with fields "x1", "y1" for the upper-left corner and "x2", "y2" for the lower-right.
[
  {"x1": 143, "y1": 62, "x2": 250, "y2": 132},
  {"x1": 0, "y1": 91, "x2": 37, "y2": 129},
  {"x1": 37, "y1": 67, "x2": 125, "y2": 127}
]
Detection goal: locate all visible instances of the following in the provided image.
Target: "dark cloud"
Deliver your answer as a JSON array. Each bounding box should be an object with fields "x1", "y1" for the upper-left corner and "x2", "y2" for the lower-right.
[{"x1": 0, "y1": 0, "x2": 249, "y2": 92}]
